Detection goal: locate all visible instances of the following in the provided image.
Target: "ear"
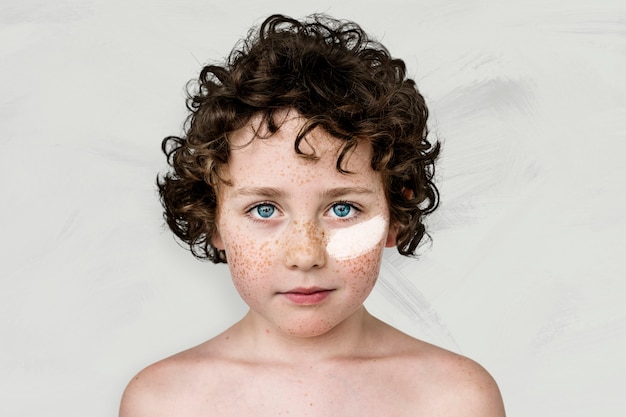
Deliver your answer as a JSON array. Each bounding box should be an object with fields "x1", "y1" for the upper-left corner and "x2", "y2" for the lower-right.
[
  {"x1": 402, "y1": 187, "x2": 415, "y2": 200},
  {"x1": 385, "y1": 221, "x2": 400, "y2": 247},
  {"x1": 211, "y1": 228, "x2": 224, "y2": 250}
]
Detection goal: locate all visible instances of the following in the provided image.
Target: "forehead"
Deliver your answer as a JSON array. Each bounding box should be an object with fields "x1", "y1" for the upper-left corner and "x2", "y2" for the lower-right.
[{"x1": 223, "y1": 113, "x2": 377, "y2": 188}]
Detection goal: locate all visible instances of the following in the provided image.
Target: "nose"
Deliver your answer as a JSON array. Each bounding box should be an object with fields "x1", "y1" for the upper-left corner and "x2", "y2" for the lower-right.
[{"x1": 283, "y1": 220, "x2": 327, "y2": 270}]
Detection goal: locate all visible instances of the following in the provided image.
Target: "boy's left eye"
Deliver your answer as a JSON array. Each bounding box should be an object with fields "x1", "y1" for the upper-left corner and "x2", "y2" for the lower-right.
[{"x1": 329, "y1": 202, "x2": 358, "y2": 219}]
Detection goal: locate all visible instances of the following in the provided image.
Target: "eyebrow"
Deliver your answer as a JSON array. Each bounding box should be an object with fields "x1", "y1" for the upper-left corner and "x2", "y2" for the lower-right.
[
  {"x1": 229, "y1": 186, "x2": 375, "y2": 199},
  {"x1": 230, "y1": 187, "x2": 284, "y2": 199},
  {"x1": 321, "y1": 186, "x2": 375, "y2": 199}
]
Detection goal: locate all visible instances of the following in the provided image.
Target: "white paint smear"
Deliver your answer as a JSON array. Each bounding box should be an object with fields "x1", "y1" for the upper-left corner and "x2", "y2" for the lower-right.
[{"x1": 326, "y1": 215, "x2": 388, "y2": 260}]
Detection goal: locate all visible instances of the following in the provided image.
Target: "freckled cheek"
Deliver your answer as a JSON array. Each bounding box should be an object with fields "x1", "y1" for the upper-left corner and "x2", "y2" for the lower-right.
[
  {"x1": 224, "y1": 231, "x2": 281, "y2": 297},
  {"x1": 336, "y1": 245, "x2": 385, "y2": 301}
]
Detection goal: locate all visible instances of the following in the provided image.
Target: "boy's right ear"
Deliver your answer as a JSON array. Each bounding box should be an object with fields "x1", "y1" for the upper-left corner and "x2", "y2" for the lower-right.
[{"x1": 211, "y1": 229, "x2": 224, "y2": 250}]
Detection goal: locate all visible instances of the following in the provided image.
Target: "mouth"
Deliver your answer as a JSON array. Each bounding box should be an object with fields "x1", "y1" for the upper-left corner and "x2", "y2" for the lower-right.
[{"x1": 279, "y1": 287, "x2": 334, "y2": 305}]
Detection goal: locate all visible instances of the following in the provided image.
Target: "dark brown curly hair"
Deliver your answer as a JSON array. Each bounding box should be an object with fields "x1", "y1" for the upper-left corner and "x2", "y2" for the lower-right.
[{"x1": 158, "y1": 13, "x2": 440, "y2": 263}]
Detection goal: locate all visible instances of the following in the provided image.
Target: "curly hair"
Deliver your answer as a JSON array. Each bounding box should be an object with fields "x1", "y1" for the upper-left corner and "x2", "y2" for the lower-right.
[{"x1": 158, "y1": 13, "x2": 440, "y2": 263}]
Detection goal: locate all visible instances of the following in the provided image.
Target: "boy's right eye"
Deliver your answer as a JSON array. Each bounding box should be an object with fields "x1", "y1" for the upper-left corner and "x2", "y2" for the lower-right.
[{"x1": 249, "y1": 203, "x2": 277, "y2": 219}]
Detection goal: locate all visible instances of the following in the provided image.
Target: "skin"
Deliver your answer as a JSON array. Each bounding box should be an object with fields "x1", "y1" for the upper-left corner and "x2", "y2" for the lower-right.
[{"x1": 119, "y1": 111, "x2": 506, "y2": 417}]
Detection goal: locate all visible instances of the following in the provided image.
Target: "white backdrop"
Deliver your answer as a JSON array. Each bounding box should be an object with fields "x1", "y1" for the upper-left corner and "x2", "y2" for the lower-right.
[{"x1": 2, "y1": 0, "x2": 625, "y2": 415}]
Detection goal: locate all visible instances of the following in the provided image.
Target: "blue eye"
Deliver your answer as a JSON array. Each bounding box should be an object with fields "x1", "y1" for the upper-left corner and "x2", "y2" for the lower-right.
[
  {"x1": 332, "y1": 203, "x2": 353, "y2": 218},
  {"x1": 255, "y1": 204, "x2": 276, "y2": 218}
]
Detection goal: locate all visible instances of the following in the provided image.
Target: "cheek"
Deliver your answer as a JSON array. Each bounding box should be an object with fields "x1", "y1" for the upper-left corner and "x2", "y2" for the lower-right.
[
  {"x1": 326, "y1": 215, "x2": 388, "y2": 261},
  {"x1": 338, "y1": 244, "x2": 385, "y2": 301},
  {"x1": 223, "y1": 229, "x2": 278, "y2": 298}
]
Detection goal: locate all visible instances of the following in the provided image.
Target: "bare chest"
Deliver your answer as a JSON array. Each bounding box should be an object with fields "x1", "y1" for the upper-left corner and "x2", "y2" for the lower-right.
[{"x1": 180, "y1": 362, "x2": 425, "y2": 417}]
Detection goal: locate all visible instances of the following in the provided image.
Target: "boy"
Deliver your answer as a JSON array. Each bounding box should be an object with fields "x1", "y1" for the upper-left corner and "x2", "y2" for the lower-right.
[{"x1": 120, "y1": 14, "x2": 505, "y2": 416}]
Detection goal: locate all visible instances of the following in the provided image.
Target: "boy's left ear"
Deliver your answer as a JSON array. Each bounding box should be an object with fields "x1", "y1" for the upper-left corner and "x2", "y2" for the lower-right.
[{"x1": 385, "y1": 221, "x2": 400, "y2": 247}]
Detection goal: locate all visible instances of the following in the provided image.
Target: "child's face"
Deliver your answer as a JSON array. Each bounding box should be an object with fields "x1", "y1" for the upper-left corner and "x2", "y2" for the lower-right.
[{"x1": 213, "y1": 111, "x2": 398, "y2": 338}]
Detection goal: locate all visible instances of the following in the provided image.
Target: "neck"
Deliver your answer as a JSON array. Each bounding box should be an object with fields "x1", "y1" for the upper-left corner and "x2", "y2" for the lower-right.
[{"x1": 229, "y1": 307, "x2": 380, "y2": 365}]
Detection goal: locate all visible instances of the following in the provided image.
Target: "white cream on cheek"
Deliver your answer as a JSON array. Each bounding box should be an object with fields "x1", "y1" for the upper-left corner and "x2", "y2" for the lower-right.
[{"x1": 326, "y1": 215, "x2": 388, "y2": 261}]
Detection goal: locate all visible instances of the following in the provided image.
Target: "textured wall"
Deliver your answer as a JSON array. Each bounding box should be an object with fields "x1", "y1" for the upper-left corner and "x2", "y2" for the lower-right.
[{"x1": 1, "y1": 0, "x2": 625, "y2": 415}]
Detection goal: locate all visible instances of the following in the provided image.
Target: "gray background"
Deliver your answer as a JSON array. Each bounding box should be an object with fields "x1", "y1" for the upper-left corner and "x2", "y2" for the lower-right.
[{"x1": 2, "y1": 0, "x2": 625, "y2": 415}]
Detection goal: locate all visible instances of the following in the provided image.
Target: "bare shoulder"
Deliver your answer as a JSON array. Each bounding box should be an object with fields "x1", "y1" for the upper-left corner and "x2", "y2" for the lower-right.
[
  {"x1": 118, "y1": 343, "x2": 220, "y2": 417},
  {"x1": 423, "y1": 346, "x2": 505, "y2": 416},
  {"x1": 119, "y1": 360, "x2": 167, "y2": 417},
  {"x1": 386, "y1": 330, "x2": 506, "y2": 417}
]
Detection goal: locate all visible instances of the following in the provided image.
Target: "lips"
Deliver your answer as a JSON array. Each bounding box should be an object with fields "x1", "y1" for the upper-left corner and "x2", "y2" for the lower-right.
[{"x1": 279, "y1": 287, "x2": 333, "y2": 305}]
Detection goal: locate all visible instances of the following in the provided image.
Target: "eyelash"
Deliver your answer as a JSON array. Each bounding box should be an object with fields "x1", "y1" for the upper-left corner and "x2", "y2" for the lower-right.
[
  {"x1": 245, "y1": 200, "x2": 362, "y2": 222},
  {"x1": 329, "y1": 200, "x2": 361, "y2": 221},
  {"x1": 246, "y1": 201, "x2": 280, "y2": 222}
]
